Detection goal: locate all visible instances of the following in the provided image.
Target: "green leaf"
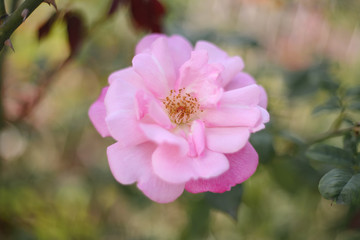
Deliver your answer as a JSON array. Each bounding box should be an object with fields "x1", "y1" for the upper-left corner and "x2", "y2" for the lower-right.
[
  {"x1": 346, "y1": 86, "x2": 360, "y2": 98},
  {"x1": 250, "y1": 130, "x2": 275, "y2": 164},
  {"x1": 205, "y1": 184, "x2": 243, "y2": 220},
  {"x1": 318, "y1": 168, "x2": 353, "y2": 202},
  {"x1": 348, "y1": 102, "x2": 360, "y2": 111},
  {"x1": 338, "y1": 174, "x2": 360, "y2": 204},
  {"x1": 306, "y1": 145, "x2": 354, "y2": 172},
  {"x1": 343, "y1": 132, "x2": 359, "y2": 156},
  {"x1": 312, "y1": 96, "x2": 341, "y2": 114}
]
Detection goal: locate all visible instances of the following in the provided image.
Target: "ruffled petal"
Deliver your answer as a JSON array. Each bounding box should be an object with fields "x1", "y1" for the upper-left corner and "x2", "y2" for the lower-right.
[
  {"x1": 147, "y1": 100, "x2": 174, "y2": 129},
  {"x1": 150, "y1": 37, "x2": 177, "y2": 89},
  {"x1": 137, "y1": 174, "x2": 185, "y2": 203},
  {"x1": 202, "y1": 106, "x2": 261, "y2": 127},
  {"x1": 205, "y1": 127, "x2": 250, "y2": 153},
  {"x1": 106, "y1": 111, "x2": 146, "y2": 147},
  {"x1": 88, "y1": 87, "x2": 110, "y2": 137},
  {"x1": 195, "y1": 41, "x2": 227, "y2": 62},
  {"x1": 224, "y1": 72, "x2": 256, "y2": 91},
  {"x1": 107, "y1": 142, "x2": 156, "y2": 184},
  {"x1": 187, "y1": 120, "x2": 205, "y2": 157},
  {"x1": 177, "y1": 50, "x2": 223, "y2": 106},
  {"x1": 192, "y1": 149, "x2": 229, "y2": 179},
  {"x1": 185, "y1": 142, "x2": 258, "y2": 193},
  {"x1": 220, "y1": 56, "x2": 244, "y2": 87},
  {"x1": 135, "y1": 34, "x2": 163, "y2": 54},
  {"x1": 107, "y1": 141, "x2": 185, "y2": 203},
  {"x1": 132, "y1": 53, "x2": 169, "y2": 98},
  {"x1": 220, "y1": 84, "x2": 260, "y2": 107},
  {"x1": 167, "y1": 35, "x2": 192, "y2": 71},
  {"x1": 152, "y1": 143, "x2": 195, "y2": 183},
  {"x1": 108, "y1": 67, "x2": 143, "y2": 86}
]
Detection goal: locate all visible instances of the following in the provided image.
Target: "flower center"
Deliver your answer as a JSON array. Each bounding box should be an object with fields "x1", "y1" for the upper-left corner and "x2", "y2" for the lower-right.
[{"x1": 162, "y1": 88, "x2": 202, "y2": 125}]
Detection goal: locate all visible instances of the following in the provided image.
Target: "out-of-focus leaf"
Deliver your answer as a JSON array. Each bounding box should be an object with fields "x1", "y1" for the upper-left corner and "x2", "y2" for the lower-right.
[
  {"x1": 343, "y1": 132, "x2": 359, "y2": 156},
  {"x1": 181, "y1": 198, "x2": 210, "y2": 240},
  {"x1": 205, "y1": 184, "x2": 243, "y2": 220},
  {"x1": 346, "y1": 86, "x2": 360, "y2": 98},
  {"x1": 38, "y1": 13, "x2": 58, "y2": 41},
  {"x1": 318, "y1": 168, "x2": 353, "y2": 202},
  {"x1": 107, "y1": 0, "x2": 128, "y2": 17},
  {"x1": 130, "y1": 0, "x2": 166, "y2": 33},
  {"x1": 338, "y1": 174, "x2": 360, "y2": 205},
  {"x1": 64, "y1": 11, "x2": 86, "y2": 57},
  {"x1": 306, "y1": 145, "x2": 354, "y2": 172},
  {"x1": 284, "y1": 62, "x2": 339, "y2": 98},
  {"x1": 348, "y1": 102, "x2": 360, "y2": 111},
  {"x1": 312, "y1": 96, "x2": 341, "y2": 114},
  {"x1": 250, "y1": 130, "x2": 275, "y2": 164}
]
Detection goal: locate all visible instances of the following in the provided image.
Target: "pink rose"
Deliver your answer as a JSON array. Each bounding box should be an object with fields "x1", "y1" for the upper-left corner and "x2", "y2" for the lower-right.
[{"x1": 89, "y1": 34, "x2": 269, "y2": 203}]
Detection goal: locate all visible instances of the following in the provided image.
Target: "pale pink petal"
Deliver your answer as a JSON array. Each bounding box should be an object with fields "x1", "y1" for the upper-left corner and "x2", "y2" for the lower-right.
[
  {"x1": 135, "y1": 34, "x2": 163, "y2": 54},
  {"x1": 132, "y1": 53, "x2": 169, "y2": 98},
  {"x1": 176, "y1": 51, "x2": 223, "y2": 106},
  {"x1": 192, "y1": 149, "x2": 229, "y2": 179},
  {"x1": 224, "y1": 72, "x2": 256, "y2": 91},
  {"x1": 221, "y1": 56, "x2": 245, "y2": 86},
  {"x1": 195, "y1": 41, "x2": 227, "y2": 62},
  {"x1": 140, "y1": 123, "x2": 189, "y2": 153},
  {"x1": 105, "y1": 76, "x2": 138, "y2": 113},
  {"x1": 259, "y1": 86, "x2": 268, "y2": 108},
  {"x1": 251, "y1": 107, "x2": 270, "y2": 132},
  {"x1": 137, "y1": 174, "x2": 185, "y2": 203},
  {"x1": 185, "y1": 142, "x2": 258, "y2": 193},
  {"x1": 220, "y1": 84, "x2": 260, "y2": 107},
  {"x1": 88, "y1": 87, "x2": 110, "y2": 137},
  {"x1": 205, "y1": 127, "x2": 250, "y2": 153},
  {"x1": 148, "y1": 100, "x2": 174, "y2": 129},
  {"x1": 108, "y1": 67, "x2": 143, "y2": 86},
  {"x1": 107, "y1": 142, "x2": 156, "y2": 184},
  {"x1": 135, "y1": 90, "x2": 150, "y2": 120},
  {"x1": 152, "y1": 143, "x2": 195, "y2": 183},
  {"x1": 187, "y1": 120, "x2": 205, "y2": 157},
  {"x1": 107, "y1": 141, "x2": 185, "y2": 203},
  {"x1": 202, "y1": 107, "x2": 261, "y2": 127},
  {"x1": 150, "y1": 37, "x2": 177, "y2": 89},
  {"x1": 168, "y1": 35, "x2": 193, "y2": 71},
  {"x1": 106, "y1": 111, "x2": 146, "y2": 147}
]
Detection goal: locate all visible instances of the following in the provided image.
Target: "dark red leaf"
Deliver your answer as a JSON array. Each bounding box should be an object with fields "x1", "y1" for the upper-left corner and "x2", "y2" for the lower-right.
[
  {"x1": 64, "y1": 11, "x2": 86, "y2": 57},
  {"x1": 37, "y1": 13, "x2": 58, "y2": 41},
  {"x1": 130, "y1": 0, "x2": 166, "y2": 33},
  {"x1": 107, "y1": 0, "x2": 129, "y2": 16}
]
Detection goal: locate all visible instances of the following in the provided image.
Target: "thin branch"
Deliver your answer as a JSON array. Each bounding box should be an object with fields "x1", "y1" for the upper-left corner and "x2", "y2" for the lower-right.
[
  {"x1": 0, "y1": 0, "x2": 44, "y2": 51},
  {"x1": 0, "y1": 0, "x2": 6, "y2": 18},
  {"x1": 307, "y1": 126, "x2": 355, "y2": 145}
]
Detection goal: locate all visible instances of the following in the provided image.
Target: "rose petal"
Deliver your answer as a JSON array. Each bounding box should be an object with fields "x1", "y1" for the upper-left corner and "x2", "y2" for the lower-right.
[
  {"x1": 135, "y1": 34, "x2": 163, "y2": 54},
  {"x1": 185, "y1": 142, "x2": 258, "y2": 193},
  {"x1": 137, "y1": 174, "x2": 185, "y2": 203},
  {"x1": 195, "y1": 41, "x2": 227, "y2": 61},
  {"x1": 205, "y1": 127, "x2": 250, "y2": 153},
  {"x1": 220, "y1": 84, "x2": 260, "y2": 107},
  {"x1": 88, "y1": 87, "x2": 110, "y2": 137},
  {"x1": 107, "y1": 142, "x2": 156, "y2": 184},
  {"x1": 220, "y1": 56, "x2": 245, "y2": 86},
  {"x1": 108, "y1": 67, "x2": 143, "y2": 85},
  {"x1": 202, "y1": 106, "x2": 261, "y2": 127},
  {"x1": 168, "y1": 35, "x2": 192, "y2": 71},
  {"x1": 224, "y1": 72, "x2": 256, "y2": 91},
  {"x1": 188, "y1": 120, "x2": 205, "y2": 157},
  {"x1": 132, "y1": 53, "x2": 169, "y2": 98},
  {"x1": 106, "y1": 111, "x2": 146, "y2": 147},
  {"x1": 152, "y1": 143, "x2": 195, "y2": 183},
  {"x1": 192, "y1": 149, "x2": 229, "y2": 179}
]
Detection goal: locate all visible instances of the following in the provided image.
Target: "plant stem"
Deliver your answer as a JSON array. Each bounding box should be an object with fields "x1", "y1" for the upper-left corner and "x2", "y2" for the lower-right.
[
  {"x1": 0, "y1": 0, "x2": 44, "y2": 51},
  {"x1": 0, "y1": 0, "x2": 6, "y2": 18},
  {"x1": 307, "y1": 126, "x2": 355, "y2": 145}
]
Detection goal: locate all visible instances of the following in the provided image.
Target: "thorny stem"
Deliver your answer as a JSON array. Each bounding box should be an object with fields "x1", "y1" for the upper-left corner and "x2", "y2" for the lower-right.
[
  {"x1": 307, "y1": 125, "x2": 357, "y2": 145},
  {"x1": 0, "y1": 0, "x2": 44, "y2": 51},
  {"x1": 0, "y1": 0, "x2": 6, "y2": 19}
]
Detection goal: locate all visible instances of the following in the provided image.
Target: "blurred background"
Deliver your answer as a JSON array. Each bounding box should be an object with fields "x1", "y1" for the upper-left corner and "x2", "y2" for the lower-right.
[{"x1": 1, "y1": 0, "x2": 360, "y2": 239}]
